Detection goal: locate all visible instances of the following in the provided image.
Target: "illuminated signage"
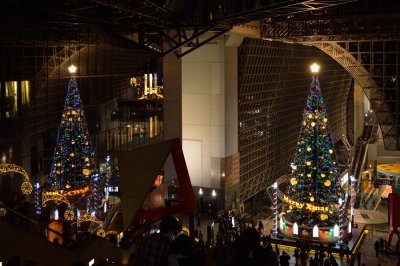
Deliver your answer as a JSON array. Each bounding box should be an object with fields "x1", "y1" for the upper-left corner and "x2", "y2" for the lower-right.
[{"x1": 283, "y1": 195, "x2": 338, "y2": 212}]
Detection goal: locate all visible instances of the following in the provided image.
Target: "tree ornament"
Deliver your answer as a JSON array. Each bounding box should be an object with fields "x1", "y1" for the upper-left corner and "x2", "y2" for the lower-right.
[
  {"x1": 324, "y1": 180, "x2": 331, "y2": 187},
  {"x1": 290, "y1": 178, "x2": 298, "y2": 185}
]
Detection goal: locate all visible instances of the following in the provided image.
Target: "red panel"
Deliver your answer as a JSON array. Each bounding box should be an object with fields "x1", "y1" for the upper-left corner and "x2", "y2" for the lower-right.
[
  {"x1": 134, "y1": 138, "x2": 196, "y2": 222},
  {"x1": 388, "y1": 193, "x2": 400, "y2": 228}
]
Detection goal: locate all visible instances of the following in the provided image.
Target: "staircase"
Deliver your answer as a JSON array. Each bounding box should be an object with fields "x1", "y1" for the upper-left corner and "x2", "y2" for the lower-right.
[{"x1": 0, "y1": 202, "x2": 130, "y2": 265}]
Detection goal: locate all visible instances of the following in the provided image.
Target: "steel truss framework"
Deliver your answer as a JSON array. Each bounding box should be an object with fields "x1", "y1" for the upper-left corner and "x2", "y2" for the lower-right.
[
  {"x1": 1, "y1": 0, "x2": 356, "y2": 58},
  {"x1": 312, "y1": 42, "x2": 399, "y2": 150},
  {"x1": 238, "y1": 39, "x2": 352, "y2": 204},
  {"x1": 260, "y1": 0, "x2": 400, "y2": 150}
]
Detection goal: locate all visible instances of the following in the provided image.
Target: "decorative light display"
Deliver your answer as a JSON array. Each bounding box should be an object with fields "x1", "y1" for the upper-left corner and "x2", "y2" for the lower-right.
[
  {"x1": 272, "y1": 182, "x2": 278, "y2": 234},
  {"x1": 46, "y1": 76, "x2": 98, "y2": 205},
  {"x1": 42, "y1": 193, "x2": 75, "y2": 221},
  {"x1": 77, "y1": 211, "x2": 105, "y2": 237},
  {"x1": 35, "y1": 182, "x2": 41, "y2": 215},
  {"x1": 338, "y1": 197, "x2": 345, "y2": 242},
  {"x1": 350, "y1": 175, "x2": 356, "y2": 221},
  {"x1": 313, "y1": 225, "x2": 319, "y2": 238},
  {"x1": 212, "y1": 189, "x2": 217, "y2": 197},
  {"x1": 285, "y1": 64, "x2": 344, "y2": 227},
  {"x1": 198, "y1": 188, "x2": 203, "y2": 195},
  {"x1": 279, "y1": 216, "x2": 284, "y2": 230},
  {"x1": 293, "y1": 222, "x2": 299, "y2": 235},
  {"x1": 348, "y1": 221, "x2": 352, "y2": 234},
  {"x1": 0, "y1": 163, "x2": 33, "y2": 195},
  {"x1": 68, "y1": 64, "x2": 77, "y2": 74},
  {"x1": 333, "y1": 224, "x2": 339, "y2": 237},
  {"x1": 54, "y1": 208, "x2": 59, "y2": 221},
  {"x1": 104, "y1": 155, "x2": 111, "y2": 202}
]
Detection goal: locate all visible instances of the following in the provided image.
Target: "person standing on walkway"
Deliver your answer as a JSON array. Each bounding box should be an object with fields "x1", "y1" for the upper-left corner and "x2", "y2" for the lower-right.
[
  {"x1": 279, "y1": 251, "x2": 290, "y2": 266},
  {"x1": 339, "y1": 245, "x2": 344, "y2": 261},
  {"x1": 374, "y1": 240, "x2": 380, "y2": 257},
  {"x1": 345, "y1": 246, "x2": 350, "y2": 261},
  {"x1": 294, "y1": 248, "x2": 299, "y2": 265},
  {"x1": 275, "y1": 242, "x2": 280, "y2": 256}
]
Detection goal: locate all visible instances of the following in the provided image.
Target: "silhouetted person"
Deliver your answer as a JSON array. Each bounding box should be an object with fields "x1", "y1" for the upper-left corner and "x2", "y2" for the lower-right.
[
  {"x1": 339, "y1": 245, "x2": 344, "y2": 261},
  {"x1": 168, "y1": 234, "x2": 194, "y2": 266},
  {"x1": 135, "y1": 216, "x2": 181, "y2": 266},
  {"x1": 279, "y1": 251, "x2": 290, "y2": 266},
  {"x1": 275, "y1": 243, "x2": 280, "y2": 256},
  {"x1": 357, "y1": 251, "x2": 361, "y2": 266},
  {"x1": 374, "y1": 240, "x2": 380, "y2": 257},
  {"x1": 235, "y1": 227, "x2": 278, "y2": 266},
  {"x1": 345, "y1": 246, "x2": 350, "y2": 261}
]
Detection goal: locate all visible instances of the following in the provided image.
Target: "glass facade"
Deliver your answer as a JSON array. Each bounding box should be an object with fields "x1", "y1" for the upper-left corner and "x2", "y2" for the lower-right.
[{"x1": 238, "y1": 39, "x2": 353, "y2": 205}]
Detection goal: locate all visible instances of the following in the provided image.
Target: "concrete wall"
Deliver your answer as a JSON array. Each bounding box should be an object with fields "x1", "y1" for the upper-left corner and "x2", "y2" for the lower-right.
[{"x1": 181, "y1": 36, "x2": 240, "y2": 191}]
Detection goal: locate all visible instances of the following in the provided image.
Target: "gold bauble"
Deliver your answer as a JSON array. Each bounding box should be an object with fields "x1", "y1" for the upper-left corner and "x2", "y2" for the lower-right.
[
  {"x1": 307, "y1": 174, "x2": 311, "y2": 178},
  {"x1": 70, "y1": 153, "x2": 74, "y2": 157},
  {"x1": 303, "y1": 121, "x2": 306, "y2": 126},
  {"x1": 311, "y1": 122, "x2": 316, "y2": 127},
  {"x1": 71, "y1": 140, "x2": 75, "y2": 144},
  {"x1": 292, "y1": 165, "x2": 297, "y2": 170},
  {"x1": 310, "y1": 197, "x2": 315, "y2": 202},
  {"x1": 323, "y1": 118, "x2": 328, "y2": 123},
  {"x1": 306, "y1": 161, "x2": 311, "y2": 166},
  {"x1": 320, "y1": 214, "x2": 328, "y2": 221},
  {"x1": 307, "y1": 147, "x2": 312, "y2": 152},
  {"x1": 308, "y1": 114, "x2": 313, "y2": 119},
  {"x1": 82, "y1": 168, "x2": 90, "y2": 176},
  {"x1": 324, "y1": 180, "x2": 331, "y2": 187},
  {"x1": 321, "y1": 173, "x2": 326, "y2": 178},
  {"x1": 72, "y1": 110, "x2": 76, "y2": 115},
  {"x1": 85, "y1": 157, "x2": 89, "y2": 162},
  {"x1": 290, "y1": 178, "x2": 298, "y2": 185},
  {"x1": 329, "y1": 149, "x2": 333, "y2": 154}
]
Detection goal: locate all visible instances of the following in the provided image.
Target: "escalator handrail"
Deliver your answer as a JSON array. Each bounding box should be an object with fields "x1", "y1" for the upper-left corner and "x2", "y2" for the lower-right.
[{"x1": 0, "y1": 201, "x2": 64, "y2": 238}]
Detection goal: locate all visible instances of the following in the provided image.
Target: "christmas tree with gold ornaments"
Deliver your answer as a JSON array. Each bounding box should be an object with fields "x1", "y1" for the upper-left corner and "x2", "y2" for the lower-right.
[
  {"x1": 47, "y1": 71, "x2": 97, "y2": 199},
  {"x1": 285, "y1": 63, "x2": 344, "y2": 227}
]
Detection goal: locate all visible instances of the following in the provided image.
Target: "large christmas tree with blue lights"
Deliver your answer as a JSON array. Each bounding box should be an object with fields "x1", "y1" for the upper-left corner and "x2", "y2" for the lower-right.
[
  {"x1": 285, "y1": 66, "x2": 343, "y2": 227},
  {"x1": 48, "y1": 77, "x2": 97, "y2": 198}
]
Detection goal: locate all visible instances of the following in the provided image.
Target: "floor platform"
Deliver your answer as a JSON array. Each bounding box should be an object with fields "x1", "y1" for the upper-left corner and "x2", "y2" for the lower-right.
[{"x1": 271, "y1": 226, "x2": 366, "y2": 255}]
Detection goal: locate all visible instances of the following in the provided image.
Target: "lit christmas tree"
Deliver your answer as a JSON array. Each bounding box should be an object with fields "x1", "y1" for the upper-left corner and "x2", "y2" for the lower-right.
[
  {"x1": 285, "y1": 63, "x2": 343, "y2": 227},
  {"x1": 47, "y1": 66, "x2": 97, "y2": 200}
]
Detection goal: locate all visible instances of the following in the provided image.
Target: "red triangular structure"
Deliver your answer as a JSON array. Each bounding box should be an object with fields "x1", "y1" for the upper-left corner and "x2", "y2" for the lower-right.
[{"x1": 118, "y1": 138, "x2": 196, "y2": 228}]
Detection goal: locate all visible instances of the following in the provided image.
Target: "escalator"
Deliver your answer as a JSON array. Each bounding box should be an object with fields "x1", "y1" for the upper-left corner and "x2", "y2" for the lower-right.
[
  {"x1": 0, "y1": 202, "x2": 130, "y2": 265},
  {"x1": 349, "y1": 110, "x2": 378, "y2": 209}
]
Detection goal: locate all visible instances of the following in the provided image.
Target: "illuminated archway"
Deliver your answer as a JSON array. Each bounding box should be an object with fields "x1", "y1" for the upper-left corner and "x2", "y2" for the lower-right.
[
  {"x1": 0, "y1": 163, "x2": 33, "y2": 195},
  {"x1": 77, "y1": 212, "x2": 105, "y2": 237},
  {"x1": 42, "y1": 193, "x2": 75, "y2": 221}
]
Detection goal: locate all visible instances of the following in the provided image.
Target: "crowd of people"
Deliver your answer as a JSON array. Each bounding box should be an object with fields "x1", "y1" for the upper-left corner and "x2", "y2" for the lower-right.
[{"x1": 130, "y1": 214, "x2": 369, "y2": 266}]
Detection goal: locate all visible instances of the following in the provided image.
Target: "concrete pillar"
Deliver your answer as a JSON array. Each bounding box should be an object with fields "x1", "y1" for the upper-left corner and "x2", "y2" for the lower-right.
[{"x1": 163, "y1": 52, "x2": 182, "y2": 141}]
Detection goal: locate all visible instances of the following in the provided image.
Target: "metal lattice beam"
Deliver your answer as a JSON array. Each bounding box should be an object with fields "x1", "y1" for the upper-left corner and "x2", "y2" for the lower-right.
[{"x1": 311, "y1": 42, "x2": 397, "y2": 150}]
